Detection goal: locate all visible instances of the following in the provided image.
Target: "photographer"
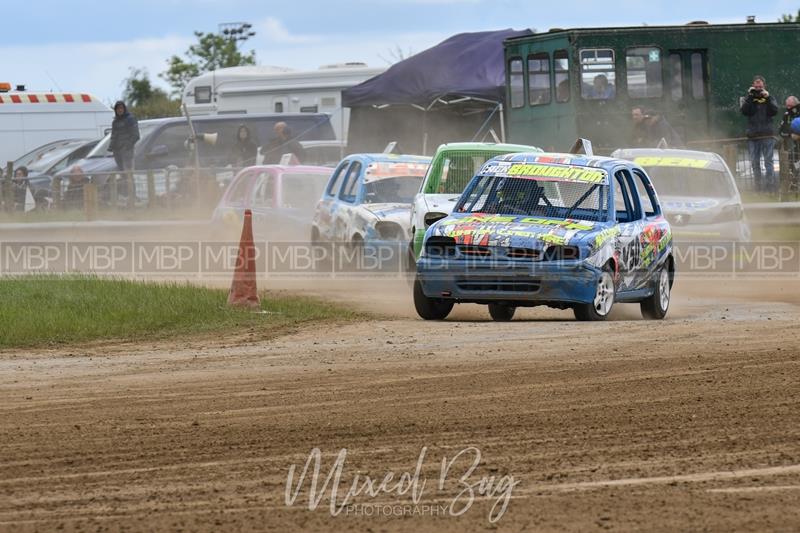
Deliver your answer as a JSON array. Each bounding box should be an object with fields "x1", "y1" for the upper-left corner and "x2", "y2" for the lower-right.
[{"x1": 740, "y1": 75, "x2": 779, "y2": 192}]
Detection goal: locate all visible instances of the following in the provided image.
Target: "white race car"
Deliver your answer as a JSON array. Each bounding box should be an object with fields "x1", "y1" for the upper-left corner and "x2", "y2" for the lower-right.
[{"x1": 409, "y1": 142, "x2": 542, "y2": 258}]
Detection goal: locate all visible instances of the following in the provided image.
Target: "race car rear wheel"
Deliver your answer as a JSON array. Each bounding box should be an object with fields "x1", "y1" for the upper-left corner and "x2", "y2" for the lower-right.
[
  {"x1": 640, "y1": 265, "x2": 671, "y2": 320},
  {"x1": 488, "y1": 304, "x2": 516, "y2": 322},
  {"x1": 574, "y1": 270, "x2": 615, "y2": 321},
  {"x1": 413, "y1": 277, "x2": 453, "y2": 320}
]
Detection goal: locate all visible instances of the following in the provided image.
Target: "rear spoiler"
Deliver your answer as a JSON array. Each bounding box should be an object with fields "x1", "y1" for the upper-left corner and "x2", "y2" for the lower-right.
[{"x1": 568, "y1": 138, "x2": 593, "y2": 156}]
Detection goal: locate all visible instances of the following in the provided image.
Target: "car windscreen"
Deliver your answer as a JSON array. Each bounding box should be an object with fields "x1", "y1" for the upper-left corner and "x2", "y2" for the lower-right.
[
  {"x1": 455, "y1": 175, "x2": 609, "y2": 222},
  {"x1": 26, "y1": 141, "x2": 87, "y2": 173},
  {"x1": 429, "y1": 151, "x2": 521, "y2": 194},
  {"x1": 281, "y1": 173, "x2": 329, "y2": 209},
  {"x1": 364, "y1": 176, "x2": 423, "y2": 204},
  {"x1": 642, "y1": 166, "x2": 735, "y2": 198},
  {"x1": 14, "y1": 139, "x2": 77, "y2": 168},
  {"x1": 87, "y1": 121, "x2": 161, "y2": 158}
]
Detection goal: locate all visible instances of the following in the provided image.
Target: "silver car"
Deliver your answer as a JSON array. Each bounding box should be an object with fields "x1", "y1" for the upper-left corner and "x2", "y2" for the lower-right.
[{"x1": 612, "y1": 148, "x2": 750, "y2": 241}]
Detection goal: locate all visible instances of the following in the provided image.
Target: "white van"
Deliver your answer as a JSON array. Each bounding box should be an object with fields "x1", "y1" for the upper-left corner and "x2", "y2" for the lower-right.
[
  {"x1": 181, "y1": 63, "x2": 384, "y2": 141},
  {"x1": 0, "y1": 90, "x2": 112, "y2": 165}
]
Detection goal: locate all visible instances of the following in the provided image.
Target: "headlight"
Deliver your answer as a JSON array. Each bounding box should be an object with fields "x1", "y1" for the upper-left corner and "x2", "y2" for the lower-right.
[
  {"x1": 713, "y1": 204, "x2": 743, "y2": 223},
  {"x1": 374, "y1": 221, "x2": 404, "y2": 240},
  {"x1": 424, "y1": 212, "x2": 448, "y2": 228},
  {"x1": 542, "y1": 245, "x2": 580, "y2": 261},
  {"x1": 424, "y1": 236, "x2": 456, "y2": 257}
]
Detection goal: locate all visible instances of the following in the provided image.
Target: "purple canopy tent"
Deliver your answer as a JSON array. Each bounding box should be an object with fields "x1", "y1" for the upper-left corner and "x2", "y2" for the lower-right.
[{"x1": 343, "y1": 29, "x2": 532, "y2": 155}]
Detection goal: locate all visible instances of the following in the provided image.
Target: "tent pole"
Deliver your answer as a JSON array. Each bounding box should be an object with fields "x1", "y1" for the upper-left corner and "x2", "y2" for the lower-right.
[
  {"x1": 422, "y1": 110, "x2": 428, "y2": 156},
  {"x1": 498, "y1": 103, "x2": 506, "y2": 143}
]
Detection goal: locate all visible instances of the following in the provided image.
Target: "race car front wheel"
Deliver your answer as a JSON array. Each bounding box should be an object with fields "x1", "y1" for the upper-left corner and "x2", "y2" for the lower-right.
[
  {"x1": 413, "y1": 277, "x2": 453, "y2": 320},
  {"x1": 640, "y1": 265, "x2": 671, "y2": 320},
  {"x1": 488, "y1": 304, "x2": 516, "y2": 322},
  {"x1": 574, "y1": 270, "x2": 615, "y2": 321}
]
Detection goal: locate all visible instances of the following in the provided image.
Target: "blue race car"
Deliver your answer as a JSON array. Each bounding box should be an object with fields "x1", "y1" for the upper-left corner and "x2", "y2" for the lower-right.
[
  {"x1": 414, "y1": 152, "x2": 674, "y2": 321},
  {"x1": 311, "y1": 154, "x2": 431, "y2": 246}
]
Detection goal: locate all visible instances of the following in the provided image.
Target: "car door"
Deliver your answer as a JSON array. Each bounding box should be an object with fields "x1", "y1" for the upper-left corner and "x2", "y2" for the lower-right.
[
  {"x1": 333, "y1": 160, "x2": 363, "y2": 242},
  {"x1": 612, "y1": 168, "x2": 645, "y2": 292},
  {"x1": 314, "y1": 160, "x2": 349, "y2": 240},
  {"x1": 249, "y1": 170, "x2": 276, "y2": 237},
  {"x1": 630, "y1": 166, "x2": 670, "y2": 284}
]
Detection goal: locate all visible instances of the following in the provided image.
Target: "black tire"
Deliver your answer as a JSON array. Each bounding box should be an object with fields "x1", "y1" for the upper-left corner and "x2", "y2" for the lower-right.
[
  {"x1": 641, "y1": 264, "x2": 671, "y2": 320},
  {"x1": 488, "y1": 303, "x2": 516, "y2": 321},
  {"x1": 413, "y1": 277, "x2": 453, "y2": 320},
  {"x1": 574, "y1": 269, "x2": 615, "y2": 321}
]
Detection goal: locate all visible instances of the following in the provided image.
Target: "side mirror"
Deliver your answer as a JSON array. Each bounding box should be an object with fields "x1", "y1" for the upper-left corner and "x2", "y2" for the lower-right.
[{"x1": 147, "y1": 144, "x2": 169, "y2": 158}]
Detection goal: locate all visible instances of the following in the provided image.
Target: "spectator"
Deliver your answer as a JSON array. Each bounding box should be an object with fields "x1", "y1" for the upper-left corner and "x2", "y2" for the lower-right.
[
  {"x1": 63, "y1": 170, "x2": 86, "y2": 210},
  {"x1": 588, "y1": 74, "x2": 615, "y2": 100},
  {"x1": 261, "y1": 122, "x2": 305, "y2": 164},
  {"x1": 12, "y1": 166, "x2": 29, "y2": 210},
  {"x1": 630, "y1": 107, "x2": 649, "y2": 146},
  {"x1": 740, "y1": 75, "x2": 779, "y2": 192},
  {"x1": 109, "y1": 101, "x2": 140, "y2": 172},
  {"x1": 630, "y1": 107, "x2": 684, "y2": 148},
  {"x1": 779, "y1": 96, "x2": 800, "y2": 148},
  {"x1": 229, "y1": 124, "x2": 258, "y2": 168}
]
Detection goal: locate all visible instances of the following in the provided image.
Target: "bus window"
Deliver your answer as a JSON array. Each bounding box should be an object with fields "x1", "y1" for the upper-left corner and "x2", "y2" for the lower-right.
[
  {"x1": 509, "y1": 58, "x2": 524, "y2": 108},
  {"x1": 580, "y1": 49, "x2": 616, "y2": 100},
  {"x1": 691, "y1": 53, "x2": 705, "y2": 100},
  {"x1": 669, "y1": 54, "x2": 683, "y2": 101},
  {"x1": 527, "y1": 52, "x2": 551, "y2": 106},
  {"x1": 554, "y1": 50, "x2": 570, "y2": 103},
  {"x1": 626, "y1": 47, "x2": 663, "y2": 98}
]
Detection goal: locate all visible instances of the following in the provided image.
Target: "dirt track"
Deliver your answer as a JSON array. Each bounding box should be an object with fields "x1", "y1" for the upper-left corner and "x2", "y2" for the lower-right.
[{"x1": 1, "y1": 279, "x2": 800, "y2": 532}]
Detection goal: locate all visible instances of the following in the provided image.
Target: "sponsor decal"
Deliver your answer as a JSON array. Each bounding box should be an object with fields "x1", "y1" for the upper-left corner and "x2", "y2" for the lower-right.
[
  {"x1": 481, "y1": 163, "x2": 607, "y2": 184},
  {"x1": 594, "y1": 227, "x2": 621, "y2": 248},
  {"x1": 365, "y1": 162, "x2": 429, "y2": 181},
  {"x1": 633, "y1": 156, "x2": 711, "y2": 169}
]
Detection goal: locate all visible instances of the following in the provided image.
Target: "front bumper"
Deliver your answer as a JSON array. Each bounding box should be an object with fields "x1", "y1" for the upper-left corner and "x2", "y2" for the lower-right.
[
  {"x1": 671, "y1": 220, "x2": 751, "y2": 242},
  {"x1": 417, "y1": 256, "x2": 602, "y2": 305}
]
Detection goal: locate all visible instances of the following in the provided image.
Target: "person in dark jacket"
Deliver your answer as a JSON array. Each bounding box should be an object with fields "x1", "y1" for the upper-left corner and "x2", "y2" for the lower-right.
[
  {"x1": 229, "y1": 124, "x2": 258, "y2": 167},
  {"x1": 740, "y1": 76, "x2": 779, "y2": 192},
  {"x1": 630, "y1": 107, "x2": 684, "y2": 148},
  {"x1": 261, "y1": 122, "x2": 305, "y2": 164},
  {"x1": 108, "y1": 101, "x2": 140, "y2": 172}
]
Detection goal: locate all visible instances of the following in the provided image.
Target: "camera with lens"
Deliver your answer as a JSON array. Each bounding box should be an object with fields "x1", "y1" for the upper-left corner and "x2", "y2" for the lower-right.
[{"x1": 749, "y1": 87, "x2": 765, "y2": 98}]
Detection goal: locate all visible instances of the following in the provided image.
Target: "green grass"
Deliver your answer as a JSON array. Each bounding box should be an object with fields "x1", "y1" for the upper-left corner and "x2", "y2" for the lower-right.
[{"x1": 0, "y1": 276, "x2": 364, "y2": 349}]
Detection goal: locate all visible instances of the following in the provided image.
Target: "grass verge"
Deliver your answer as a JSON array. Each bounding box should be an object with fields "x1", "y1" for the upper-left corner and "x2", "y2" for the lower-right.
[{"x1": 0, "y1": 275, "x2": 365, "y2": 349}]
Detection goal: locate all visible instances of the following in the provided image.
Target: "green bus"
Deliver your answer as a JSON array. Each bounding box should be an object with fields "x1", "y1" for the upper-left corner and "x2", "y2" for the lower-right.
[{"x1": 503, "y1": 22, "x2": 800, "y2": 153}]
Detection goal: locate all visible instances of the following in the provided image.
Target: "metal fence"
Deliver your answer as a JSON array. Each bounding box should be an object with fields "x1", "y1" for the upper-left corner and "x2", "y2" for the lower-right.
[
  {"x1": 688, "y1": 137, "x2": 800, "y2": 199},
  {"x1": 1, "y1": 163, "x2": 243, "y2": 219}
]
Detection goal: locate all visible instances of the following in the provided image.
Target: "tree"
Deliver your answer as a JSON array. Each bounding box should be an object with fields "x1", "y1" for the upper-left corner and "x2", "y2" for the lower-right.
[
  {"x1": 121, "y1": 68, "x2": 181, "y2": 119},
  {"x1": 161, "y1": 26, "x2": 257, "y2": 96},
  {"x1": 779, "y1": 10, "x2": 800, "y2": 22}
]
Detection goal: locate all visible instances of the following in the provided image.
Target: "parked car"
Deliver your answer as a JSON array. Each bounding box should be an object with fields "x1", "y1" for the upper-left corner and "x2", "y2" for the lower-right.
[
  {"x1": 212, "y1": 164, "x2": 334, "y2": 240},
  {"x1": 409, "y1": 142, "x2": 543, "y2": 260},
  {"x1": 312, "y1": 154, "x2": 431, "y2": 246},
  {"x1": 55, "y1": 113, "x2": 337, "y2": 201},
  {"x1": 414, "y1": 152, "x2": 674, "y2": 321},
  {"x1": 298, "y1": 140, "x2": 346, "y2": 167},
  {"x1": 612, "y1": 148, "x2": 750, "y2": 241}
]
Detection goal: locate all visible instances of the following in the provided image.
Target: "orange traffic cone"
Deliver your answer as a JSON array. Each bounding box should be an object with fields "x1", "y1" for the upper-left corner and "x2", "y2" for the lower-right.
[{"x1": 228, "y1": 209, "x2": 261, "y2": 310}]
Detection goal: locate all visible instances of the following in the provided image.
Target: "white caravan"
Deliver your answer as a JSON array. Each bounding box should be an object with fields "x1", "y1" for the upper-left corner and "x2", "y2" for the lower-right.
[
  {"x1": 181, "y1": 63, "x2": 384, "y2": 141},
  {"x1": 0, "y1": 89, "x2": 112, "y2": 165}
]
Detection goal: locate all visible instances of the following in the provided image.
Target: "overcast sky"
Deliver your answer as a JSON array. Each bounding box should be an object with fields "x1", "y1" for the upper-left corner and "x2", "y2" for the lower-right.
[{"x1": 2, "y1": 0, "x2": 796, "y2": 104}]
